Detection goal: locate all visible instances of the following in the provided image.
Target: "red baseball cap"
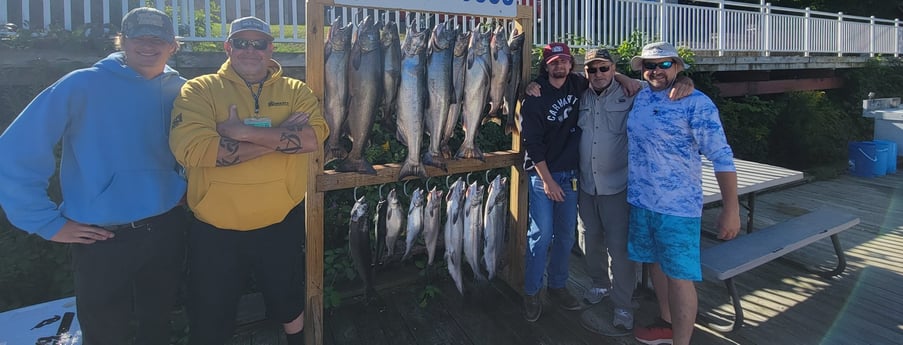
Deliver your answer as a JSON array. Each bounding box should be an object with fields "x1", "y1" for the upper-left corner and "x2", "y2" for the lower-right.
[{"x1": 543, "y1": 42, "x2": 571, "y2": 63}]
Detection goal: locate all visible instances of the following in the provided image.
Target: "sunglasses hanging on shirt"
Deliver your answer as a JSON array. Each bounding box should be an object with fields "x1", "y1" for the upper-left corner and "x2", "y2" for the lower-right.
[{"x1": 230, "y1": 38, "x2": 269, "y2": 51}]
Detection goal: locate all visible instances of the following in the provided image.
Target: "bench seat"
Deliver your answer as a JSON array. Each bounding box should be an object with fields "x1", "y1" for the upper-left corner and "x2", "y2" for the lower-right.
[{"x1": 699, "y1": 207, "x2": 859, "y2": 332}]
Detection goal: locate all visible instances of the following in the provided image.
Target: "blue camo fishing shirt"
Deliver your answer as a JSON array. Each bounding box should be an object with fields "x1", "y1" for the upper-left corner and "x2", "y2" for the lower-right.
[{"x1": 626, "y1": 88, "x2": 735, "y2": 218}]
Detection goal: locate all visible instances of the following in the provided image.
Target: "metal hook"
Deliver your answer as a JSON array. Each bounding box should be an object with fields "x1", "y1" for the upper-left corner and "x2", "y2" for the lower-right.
[
  {"x1": 485, "y1": 169, "x2": 493, "y2": 184},
  {"x1": 466, "y1": 171, "x2": 474, "y2": 185},
  {"x1": 403, "y1": 179, "x2": 412, "y2": 196},
  {"x1": 379, "y1": 183, "x2": 386, "y2": 199},
  {"x1": 354, "y1": 186, "x2": 360, "y2": 200},
  {"x1": 425, "y1": 177, "x2": 433, "y2": 191},
  {"x1": 446, "y1": 175, "x2": 453, "y2": 189}
]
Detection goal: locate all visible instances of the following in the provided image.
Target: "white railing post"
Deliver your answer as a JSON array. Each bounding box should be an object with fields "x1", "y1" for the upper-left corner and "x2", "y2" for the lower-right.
[
  {"x1": 42, "y1": 0, "x2": 50, "y2": 30},
  {"x1": 837, "y1": 11, "x2": 843, "y2": 56},
  {"x1": 896, "y1": 18, "x2": 900, "y2": 57},
  {"x1": 84, "y1": 0, "x2": 91, "y2": 25},
  {"x1": 764, "y1": 2, "x2": 771, "y2": 56},
  {"x1": 717, "y1": 0, "x2": 725, "y2": 56},
  {"x1": 659, "y1": 0, "x2": 667, "y2": 43},
  {"x1": 21, "y1": 0, "x2": 29, "y2": 29},
  {"x1": 803, "y1": 7, "x2": 810, "y2": 57},
  {"x1": 0, "y1": 0, "x2": 6, "y2": 25},
  {"x1": 102, "y1": 0, "x2": 109, "y2": 25},
  {"x1": 870, "y1": 16, "x2": 876, "y2": 57},
  {"x1": 63, "y1": 0, "x2": 72, "y2": 30}
]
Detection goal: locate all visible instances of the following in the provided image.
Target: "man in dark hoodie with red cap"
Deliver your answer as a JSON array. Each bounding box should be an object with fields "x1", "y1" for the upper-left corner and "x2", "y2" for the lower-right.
[{"x1": 518, "y1": 42, "x2": 585, "y2": 322}]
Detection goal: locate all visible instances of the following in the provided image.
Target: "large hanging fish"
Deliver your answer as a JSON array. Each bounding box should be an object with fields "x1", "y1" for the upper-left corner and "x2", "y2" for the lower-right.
[
  {"x1": 323, "y1": 19, "x2": 353, "y2": 163},
  {"x1": 456, "y1": 26, "x2": 493, "y2": 161},
  {"x1": 338, "y1": 15, "x2": 383, "y2": 174},
  {"x1": 396, "y1": 24, "x2": 429, "y2": 180},
  {"x1": 487, "y1": 25, "x2": 511, "y2": 120},
  {"x1": 504, "y1": 28, "x2": 525, "y2": 135},
  {"x1": 423, "y1": 21, "x2": 457, "y2": 171},
  {"x1": 445, "y1": 177, "x2": 466, "y2": 294},
  {"x1": 440, "y1": 30, "x2": 471, "y2": 159},
  {"x1": 380, "y1": 20, "x2": 402, "y2": 132}
]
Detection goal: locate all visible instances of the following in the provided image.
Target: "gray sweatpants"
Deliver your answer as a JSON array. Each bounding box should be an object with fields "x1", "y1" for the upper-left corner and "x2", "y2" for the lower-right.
[{"x1": 577, "y1": 189, "x2": 637, "y2": 310}]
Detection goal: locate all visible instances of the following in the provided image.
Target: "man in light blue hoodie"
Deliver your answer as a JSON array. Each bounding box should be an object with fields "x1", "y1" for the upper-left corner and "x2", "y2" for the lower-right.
[{"x1": 0, "y1": 7, "x2": 188, "y2": 345}]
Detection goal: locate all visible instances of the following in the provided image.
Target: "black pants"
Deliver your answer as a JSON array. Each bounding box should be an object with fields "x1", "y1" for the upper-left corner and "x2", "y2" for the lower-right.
[
  {"x1": 187, "y1": 203, "x2": 306, "y2": 345},
  {"x1": 72, "y1": 207, "x2": 188, "y2": 345}
]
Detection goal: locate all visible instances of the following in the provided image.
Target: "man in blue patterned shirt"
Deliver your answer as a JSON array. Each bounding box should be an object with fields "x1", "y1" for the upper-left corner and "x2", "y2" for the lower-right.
[{"x1": 626, "y1": 42, "x2": 740, "y2": 345}]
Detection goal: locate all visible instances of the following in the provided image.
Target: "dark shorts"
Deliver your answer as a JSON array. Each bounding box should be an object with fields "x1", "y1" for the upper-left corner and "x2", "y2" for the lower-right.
[
  {"x1": 187, "y1": 203, "x2": 306, "y2": 345},
  {"x1": 627, "y1": 206, "x2": 702, "y2": 281}
]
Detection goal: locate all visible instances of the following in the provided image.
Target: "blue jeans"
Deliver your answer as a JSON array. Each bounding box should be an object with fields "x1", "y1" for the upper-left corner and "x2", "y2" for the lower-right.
[{"x1": 524, "y1": 170, "x2": 578, "y2": 295}]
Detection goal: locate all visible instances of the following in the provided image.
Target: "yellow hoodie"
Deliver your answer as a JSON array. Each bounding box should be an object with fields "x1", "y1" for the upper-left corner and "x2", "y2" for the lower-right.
[{"x1": 170, "y1": 59, "x2": 328, "y2": 230}]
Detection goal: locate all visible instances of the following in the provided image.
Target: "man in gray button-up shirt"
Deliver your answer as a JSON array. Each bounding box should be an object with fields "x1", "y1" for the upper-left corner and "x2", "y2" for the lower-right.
[{"x1": 575, "y1": 48, "x2": 639, "y2": 336}]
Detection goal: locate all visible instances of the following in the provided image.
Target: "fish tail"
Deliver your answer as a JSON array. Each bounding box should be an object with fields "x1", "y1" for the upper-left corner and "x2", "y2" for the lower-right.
[
  {"x1": 455, "y1": 146, "x2": 485, "y2": 161},
  {"x1": 325, "y1": 143, "x2": 349, "y2": 163},
  {"x1": 422, "y1": 152, "x2": 448, "y2": 171},
  {"x1": 337, "y1": 157, "x2": 376, "y2": 174},
  {"x1": 398, "y1": 161, "x2": 427, "y2": 180}
]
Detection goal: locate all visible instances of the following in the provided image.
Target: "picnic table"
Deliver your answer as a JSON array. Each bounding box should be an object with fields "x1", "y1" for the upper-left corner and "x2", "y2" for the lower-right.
[{"x1": 702, "y1": 158, "x2": 805, "y2": 231}]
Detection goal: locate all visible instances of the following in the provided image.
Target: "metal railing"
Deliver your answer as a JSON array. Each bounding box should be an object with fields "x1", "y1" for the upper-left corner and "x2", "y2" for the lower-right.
[{"x1": 1, "y1": 0, "x2": 900, "y2": 56}]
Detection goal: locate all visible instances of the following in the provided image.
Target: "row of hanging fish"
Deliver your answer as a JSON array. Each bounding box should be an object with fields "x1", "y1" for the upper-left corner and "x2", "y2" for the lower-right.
[
  {"x1": 348, "y1": 175, "x2": 509, "y2": 296},
  {"x1": 324, "y1": 15, "x2": 527, "y2": 180}
]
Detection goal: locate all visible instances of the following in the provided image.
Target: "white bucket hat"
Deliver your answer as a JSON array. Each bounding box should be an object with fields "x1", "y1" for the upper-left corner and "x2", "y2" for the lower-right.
[{"x1": 629, "y1": 42, "x2": 690, "y2": 71}]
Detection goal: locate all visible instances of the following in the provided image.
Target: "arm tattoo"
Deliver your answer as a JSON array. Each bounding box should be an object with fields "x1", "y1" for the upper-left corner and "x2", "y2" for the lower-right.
[
  {"x1": 276, "y1": 132, "x2": 303, "y2": 153},
  {"x1": 217, "y1": 137, "x2": 241, "y2": 166}
]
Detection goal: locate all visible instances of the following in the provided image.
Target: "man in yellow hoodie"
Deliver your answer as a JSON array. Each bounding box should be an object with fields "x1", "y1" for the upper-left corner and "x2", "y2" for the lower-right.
[{"x1": 169, "y1": 16, "x2": 328, "y2": 345}]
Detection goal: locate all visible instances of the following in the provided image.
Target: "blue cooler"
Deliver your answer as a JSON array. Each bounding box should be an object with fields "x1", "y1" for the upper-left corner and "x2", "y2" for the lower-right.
[
  {"x1": 848, "y1": 141, "x2": 886, "y2": 177},
  {"x1": 873, "y1": 139, "x2": 897, "y2": 174}
]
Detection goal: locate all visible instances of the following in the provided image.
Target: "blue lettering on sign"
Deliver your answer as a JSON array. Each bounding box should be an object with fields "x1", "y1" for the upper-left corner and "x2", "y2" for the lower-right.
[{"x1": 463, "y1": 0, "x2": 515, "y2": 5}]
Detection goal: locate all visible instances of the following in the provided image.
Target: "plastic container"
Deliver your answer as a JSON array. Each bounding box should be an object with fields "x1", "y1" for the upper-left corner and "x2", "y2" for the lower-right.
[
  {"x1": 848, "y1": 141, "x2": 886, "y2": 177},
  {"x1": 873, "y1": 139, "x2": 897, "y2": 174}
]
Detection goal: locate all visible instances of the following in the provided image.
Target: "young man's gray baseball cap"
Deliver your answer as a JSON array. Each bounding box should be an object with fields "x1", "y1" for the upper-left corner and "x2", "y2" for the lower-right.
[
  {"x1": 121, "y1": 7, "x2": 175, "y2": 43},
  {"x1": 227, "y1": 16, "x2": 274, "y2": 40}
]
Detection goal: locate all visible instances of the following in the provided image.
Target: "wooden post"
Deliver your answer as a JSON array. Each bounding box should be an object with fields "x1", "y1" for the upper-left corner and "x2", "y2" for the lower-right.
[
  {"x1": 304, "y1": 1, "x2": 330, "y2": 345},
  {"x1": 502, "y1": 4, "x2": 535, "y2": 295}
]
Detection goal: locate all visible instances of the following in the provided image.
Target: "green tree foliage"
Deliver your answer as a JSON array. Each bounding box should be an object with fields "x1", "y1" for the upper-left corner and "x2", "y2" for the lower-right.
[{"x1": 767, "y1": 91, "x2": 851, "y2": 170}]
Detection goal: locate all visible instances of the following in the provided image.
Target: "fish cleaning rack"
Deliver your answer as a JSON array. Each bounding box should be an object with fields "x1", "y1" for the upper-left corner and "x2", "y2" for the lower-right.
[{"x1": 304, "y1": 1, "x2": 534, "y2": 343}]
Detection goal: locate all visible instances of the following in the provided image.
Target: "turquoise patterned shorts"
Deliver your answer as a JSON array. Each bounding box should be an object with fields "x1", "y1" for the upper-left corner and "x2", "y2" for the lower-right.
[{"x1": 627, "y1": 206, "x2": 702, "y2": 281}]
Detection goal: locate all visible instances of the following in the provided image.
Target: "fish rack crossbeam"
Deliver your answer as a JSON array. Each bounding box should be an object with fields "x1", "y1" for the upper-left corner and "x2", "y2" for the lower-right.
[{"x1": 317, "y1": 150, "x2": 522, "y2": 192}]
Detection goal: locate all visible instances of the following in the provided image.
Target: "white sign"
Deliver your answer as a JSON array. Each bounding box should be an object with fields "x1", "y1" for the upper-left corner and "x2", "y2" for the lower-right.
[{"x1": 333, "y1": 0, "x2": 517, "y2": 18}]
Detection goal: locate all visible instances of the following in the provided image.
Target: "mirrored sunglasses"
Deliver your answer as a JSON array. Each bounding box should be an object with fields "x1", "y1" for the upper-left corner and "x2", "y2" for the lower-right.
[
  {"x1": 642, "y1": 60, "x2": 674, "y2": 70},
  {"x1": 230, "y1": 38, "x2": 269, "y2": 50},
  {"x1": 585, "y1": 66, "x2": 612, "y2": 74}
]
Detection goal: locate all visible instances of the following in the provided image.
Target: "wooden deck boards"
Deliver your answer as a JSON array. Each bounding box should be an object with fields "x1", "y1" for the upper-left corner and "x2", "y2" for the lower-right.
[{"x1": 230, "y1": 173, "x2": 903, "y2": 345}]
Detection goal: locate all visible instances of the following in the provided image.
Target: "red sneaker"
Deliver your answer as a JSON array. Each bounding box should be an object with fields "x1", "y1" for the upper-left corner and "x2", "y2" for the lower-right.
[{"x1": 634, "y1": 318, "x2": 673, "y2": 345}]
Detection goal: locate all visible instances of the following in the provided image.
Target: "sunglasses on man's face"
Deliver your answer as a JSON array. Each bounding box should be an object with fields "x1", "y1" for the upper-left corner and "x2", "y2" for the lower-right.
[
  {"x1": 230, "y1": 38, "x2": 269, "y2": 51},
  {"x1": 642, "y1": 60, "x2": 674, "y2": 70},
  {"x1": 585, "y1": 66, "x2": 611, "y2": 74}
]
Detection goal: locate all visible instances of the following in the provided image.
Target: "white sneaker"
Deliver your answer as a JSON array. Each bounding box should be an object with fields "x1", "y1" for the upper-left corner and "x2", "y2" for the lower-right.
[
  {"x1": 582, "y1": 287, "x2": 610, "y2": 304},
  {"x1": 613, "y1": 308, "x2": 634, "y2": 330}
]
